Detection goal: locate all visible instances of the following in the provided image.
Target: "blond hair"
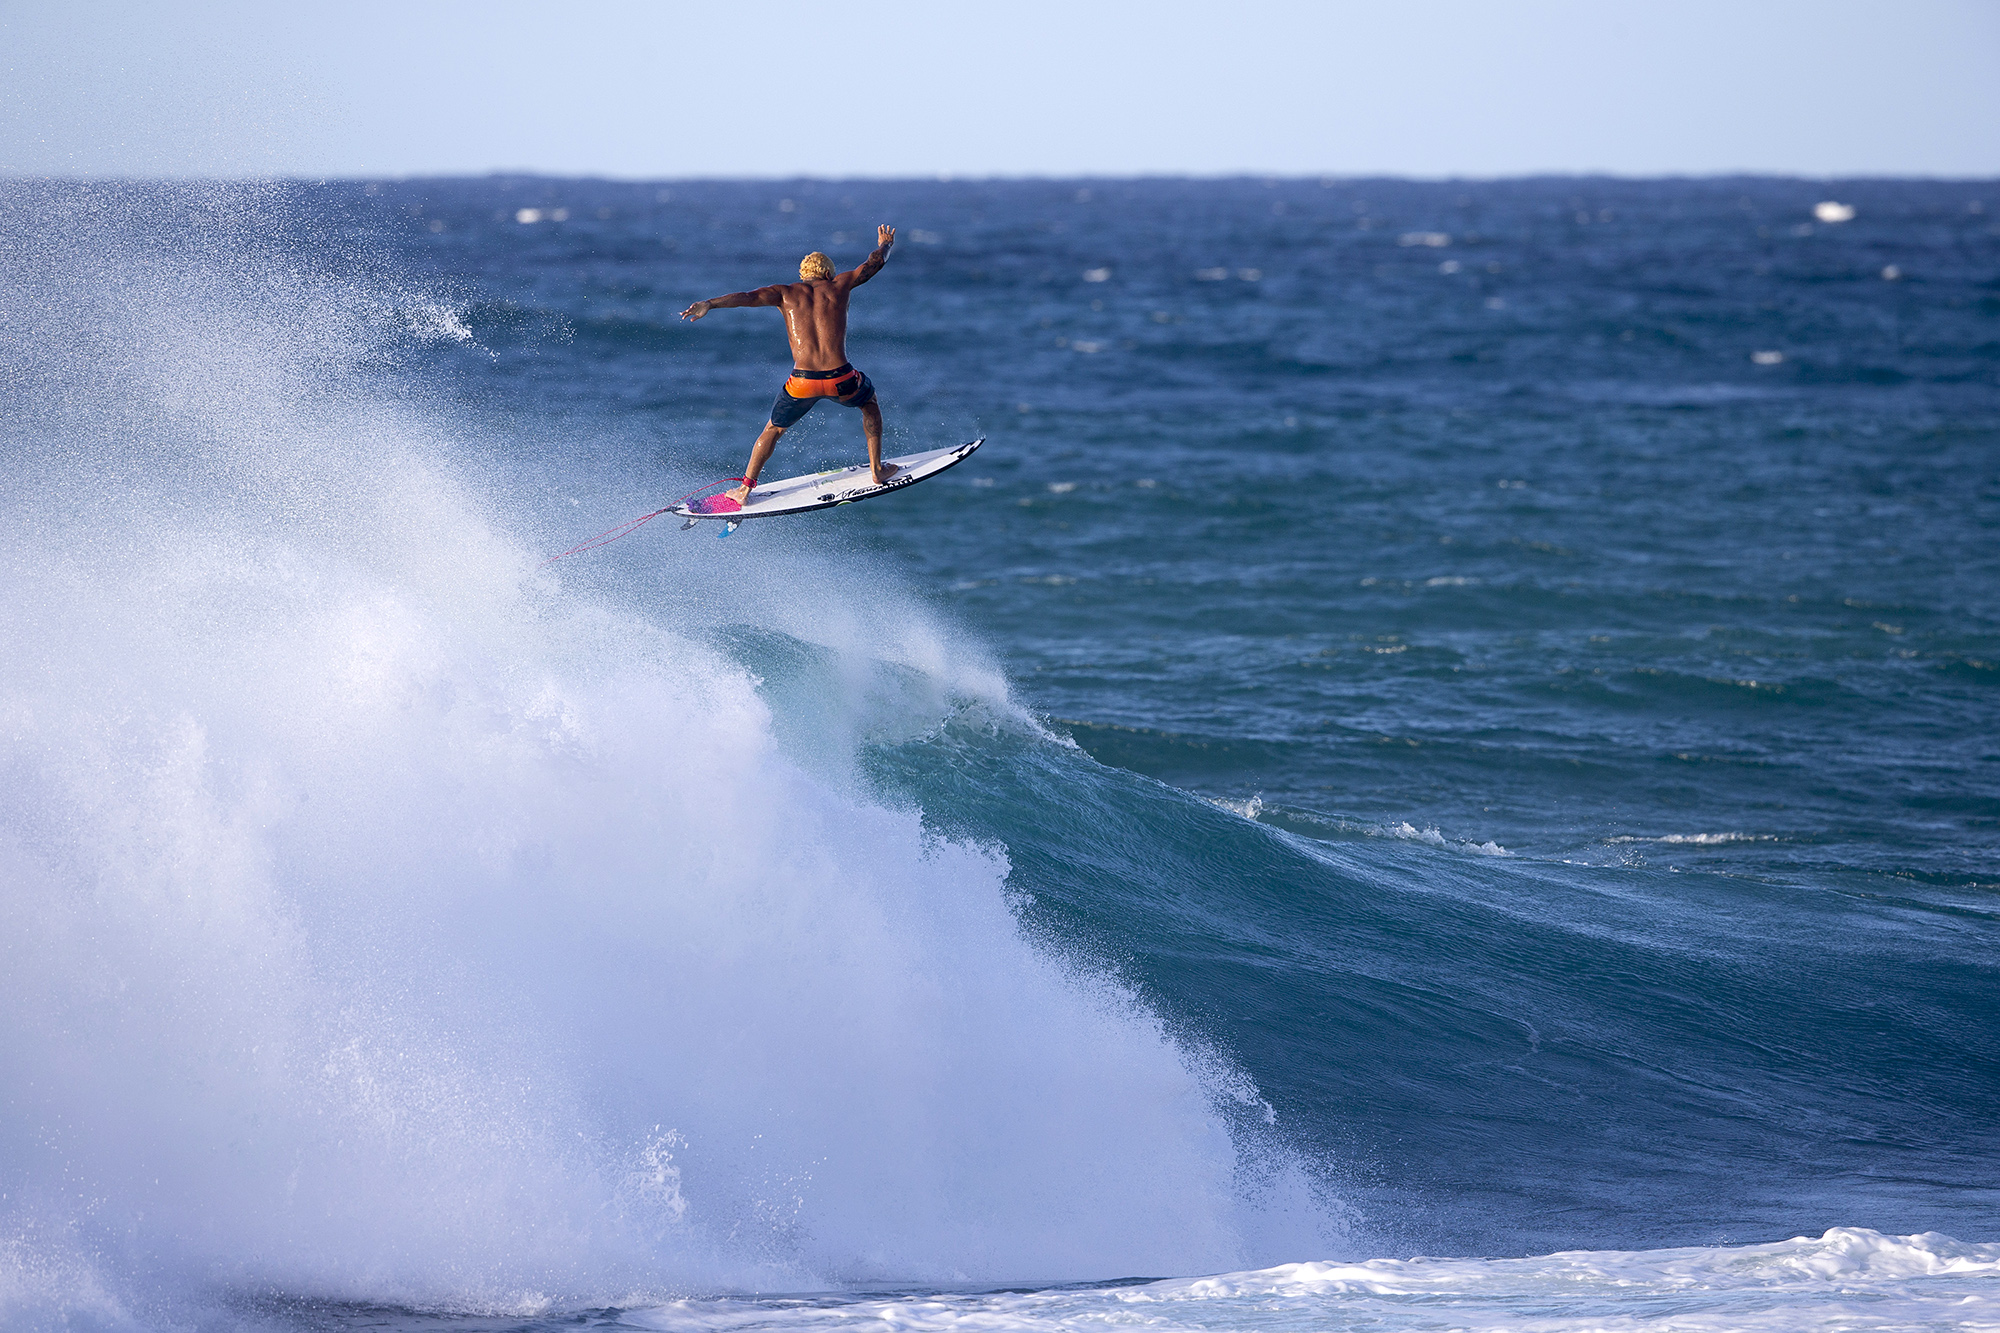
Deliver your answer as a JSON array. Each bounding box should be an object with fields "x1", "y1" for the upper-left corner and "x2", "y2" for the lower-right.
[{"x1": 799, "y1": 252, "x2": 834, "y2": 281}]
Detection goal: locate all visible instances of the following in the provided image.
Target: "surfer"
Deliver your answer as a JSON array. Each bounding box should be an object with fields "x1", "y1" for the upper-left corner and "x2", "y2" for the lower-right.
[{"x1": 680, "y1": 225, "x2": 898, "y2": 506}]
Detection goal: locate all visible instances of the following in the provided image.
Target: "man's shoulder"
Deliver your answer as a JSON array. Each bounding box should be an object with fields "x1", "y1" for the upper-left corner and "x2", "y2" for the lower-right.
[{"x1": 788, "y1": 278, "x2": 847, "y2": 301}]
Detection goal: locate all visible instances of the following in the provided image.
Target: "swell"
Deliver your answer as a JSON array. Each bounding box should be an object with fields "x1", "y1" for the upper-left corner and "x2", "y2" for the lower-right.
[{"x1": 839, "y1": 680, "x2": 2000, "y2": 1257}]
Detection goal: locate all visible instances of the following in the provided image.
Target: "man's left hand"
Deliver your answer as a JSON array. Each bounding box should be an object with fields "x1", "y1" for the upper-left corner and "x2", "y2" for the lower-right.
[{"x1": 680, "y1": 301, "x2": 710, "y2": 321}]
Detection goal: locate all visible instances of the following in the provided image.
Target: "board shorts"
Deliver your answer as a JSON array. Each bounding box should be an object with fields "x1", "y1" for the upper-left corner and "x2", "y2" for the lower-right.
[{"x1": 769, "y1": 364, "x2": 876, "y2": 429}]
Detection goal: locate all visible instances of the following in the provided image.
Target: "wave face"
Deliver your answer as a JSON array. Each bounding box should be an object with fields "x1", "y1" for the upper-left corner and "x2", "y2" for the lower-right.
[{"x1": 2, "y1": 177, "x2": 1997, "y2": 1331}]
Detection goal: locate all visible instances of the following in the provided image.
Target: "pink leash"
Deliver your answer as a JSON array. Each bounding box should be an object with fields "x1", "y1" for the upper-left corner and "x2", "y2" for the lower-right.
[{"x1": 542, "y1": 478, "x2": 750, "y2": 565}]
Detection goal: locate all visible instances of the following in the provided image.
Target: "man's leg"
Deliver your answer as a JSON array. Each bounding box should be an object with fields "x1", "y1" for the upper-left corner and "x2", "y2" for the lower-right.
[
  {"x1": 863, "y1": 401, "x2": 897, "y2": 485},
  {"x1": 728, "y1": 422, "x2": 784, "y2": 503}
]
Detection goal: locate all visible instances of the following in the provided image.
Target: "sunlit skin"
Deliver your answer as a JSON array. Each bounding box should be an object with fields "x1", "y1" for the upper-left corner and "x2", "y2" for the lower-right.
[{"x1": 681, "y1": 225, "x2": 897, "y2": 502}]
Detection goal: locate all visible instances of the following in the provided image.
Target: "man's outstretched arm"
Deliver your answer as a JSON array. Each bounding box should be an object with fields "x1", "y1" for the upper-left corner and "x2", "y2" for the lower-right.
[
  {"x1": 680, "y1": 285, "x2": 786, "y2": 321},
  {"x1": 841, "y1": 225, "x2": 896, "y2": 287}
]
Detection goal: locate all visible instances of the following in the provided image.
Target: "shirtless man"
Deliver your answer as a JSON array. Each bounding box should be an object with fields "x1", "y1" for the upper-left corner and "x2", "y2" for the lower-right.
[{"x1": 680, "y1": 225, "x2": 897, "y2": 506}]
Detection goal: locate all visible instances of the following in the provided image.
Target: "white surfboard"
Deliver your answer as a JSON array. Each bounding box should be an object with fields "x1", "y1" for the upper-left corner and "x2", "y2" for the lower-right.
[{"x1": 675, "y1": 438, "x2": 983, "y2": 525}]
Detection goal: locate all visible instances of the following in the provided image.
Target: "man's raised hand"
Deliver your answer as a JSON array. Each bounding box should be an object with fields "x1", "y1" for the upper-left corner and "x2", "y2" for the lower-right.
[
  {"x1": 877, "y1": 224, "x2": 895, "y2": 250},
  {"x1": 680, "y1": 300, "x2": 710, "y2": 321}
]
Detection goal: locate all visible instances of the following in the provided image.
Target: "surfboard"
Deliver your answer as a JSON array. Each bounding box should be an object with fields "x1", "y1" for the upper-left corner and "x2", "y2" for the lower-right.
[{"x1": 675, "y1": 438, "x2": 984, "y2": 526}]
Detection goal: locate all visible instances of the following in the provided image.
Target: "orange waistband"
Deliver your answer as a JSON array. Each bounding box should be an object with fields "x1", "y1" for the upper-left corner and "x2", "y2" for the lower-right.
[{"x1": 785, "y1": 368, "x2": 860, "y2": 398}]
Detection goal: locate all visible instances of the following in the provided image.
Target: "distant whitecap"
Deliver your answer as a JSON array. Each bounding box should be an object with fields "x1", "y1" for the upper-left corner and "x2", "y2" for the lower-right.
[
  {"x1": 1880, "y1": 265, "x2": 1901, "y2": 281},
  {"x1": 1083, "y1": 267, "x2": 1110, "y2": 282},
  {"x1": 1814, "y1": 201, "x2": 1856, "y2": 223},
  {"x1": 1399, "y1": 232, "x2": 1451, "y2": 247},
  {"x1": 1194, "y1": 267, "x2": 1229, "y2": 281},
  {"x1": 1605, "y1": 832, "x2": 1772, "y2": 846},
  {"x1": 1751, "y1": 350, "x2": 1785, "y2": 365},
  {"x1": 514, "y1": 208, "x2": 542, "y2": 224},
  {"x1": 1381, "y1": 821, "x2": 1510, "y2": 856}
]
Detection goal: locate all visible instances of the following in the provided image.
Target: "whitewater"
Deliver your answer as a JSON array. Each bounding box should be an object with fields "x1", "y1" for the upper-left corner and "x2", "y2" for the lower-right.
[{"x1": 2, "y1": 177, "x2": 1995, "y2": 1331}]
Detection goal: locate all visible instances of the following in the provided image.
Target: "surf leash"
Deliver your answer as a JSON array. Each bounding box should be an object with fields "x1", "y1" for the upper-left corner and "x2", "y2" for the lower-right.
[{"x1": 542, "y1": 478, "x2": 750, "y2": 564}]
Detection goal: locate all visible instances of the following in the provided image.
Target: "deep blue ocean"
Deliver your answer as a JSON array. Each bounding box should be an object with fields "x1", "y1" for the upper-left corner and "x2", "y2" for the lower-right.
[{"x1": 1, "y1": 175, "x2": 1996, "y2": 1332}]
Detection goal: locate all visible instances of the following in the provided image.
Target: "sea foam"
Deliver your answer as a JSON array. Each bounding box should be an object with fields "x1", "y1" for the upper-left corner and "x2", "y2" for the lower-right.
[{"x1": 625, "y1": 1228, "x2": 2000, "y2": 1333}]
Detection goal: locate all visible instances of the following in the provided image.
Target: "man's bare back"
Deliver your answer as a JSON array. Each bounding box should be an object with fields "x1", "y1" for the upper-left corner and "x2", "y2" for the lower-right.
[{"x1": 680, "y1": 225, "x2": 897, "y2": 503}]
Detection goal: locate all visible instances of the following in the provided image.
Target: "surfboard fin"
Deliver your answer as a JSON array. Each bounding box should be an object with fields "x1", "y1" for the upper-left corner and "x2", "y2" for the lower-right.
[
  {"x1": 680, "y1": 517, "x2": 698, "y2": 531},
  {"x1": 720, "y1": 520, "x2": 740, "y2": 538}
]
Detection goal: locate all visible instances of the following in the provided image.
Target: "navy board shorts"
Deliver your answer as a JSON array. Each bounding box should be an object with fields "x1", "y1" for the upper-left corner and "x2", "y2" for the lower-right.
[{"x1": 770, "y1": 363, "x2": 877, "y2": 428}]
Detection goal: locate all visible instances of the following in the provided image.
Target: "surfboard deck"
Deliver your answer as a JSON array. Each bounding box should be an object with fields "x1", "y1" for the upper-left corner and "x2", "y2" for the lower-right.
[{"x1": 675, "y1": 438, "x2": 983, "y2": 523}]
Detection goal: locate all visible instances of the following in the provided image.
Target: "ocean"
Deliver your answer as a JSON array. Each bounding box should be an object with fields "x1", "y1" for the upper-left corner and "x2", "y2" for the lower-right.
[{"x1": 0, "y1": 174, "x2": 1995, "y2": 1331}]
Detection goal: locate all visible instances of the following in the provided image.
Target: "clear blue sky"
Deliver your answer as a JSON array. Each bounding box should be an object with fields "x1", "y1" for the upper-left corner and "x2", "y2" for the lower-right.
[{"x1": 3, "y1": 0, "x2": 1996, "y2": 178}]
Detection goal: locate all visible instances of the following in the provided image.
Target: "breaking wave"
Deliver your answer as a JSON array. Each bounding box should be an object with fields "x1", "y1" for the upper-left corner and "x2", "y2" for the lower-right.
[{"x1": 0, "y1": 182, "x2": 1331, "y2": 1329}]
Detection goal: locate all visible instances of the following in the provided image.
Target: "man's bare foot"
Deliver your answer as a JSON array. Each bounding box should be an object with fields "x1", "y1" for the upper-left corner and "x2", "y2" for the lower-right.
[
  {"x1": 871, "y1": 461, "x2": 900, "y2": 486},
  {"x1": 725, "y1": 482, "x2": 753, "y2": 504}
]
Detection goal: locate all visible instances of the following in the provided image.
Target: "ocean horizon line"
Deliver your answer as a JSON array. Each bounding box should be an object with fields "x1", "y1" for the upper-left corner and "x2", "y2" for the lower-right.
[{"x1": 7, "y1": 167, "x2": 1999, "y2": 186}]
